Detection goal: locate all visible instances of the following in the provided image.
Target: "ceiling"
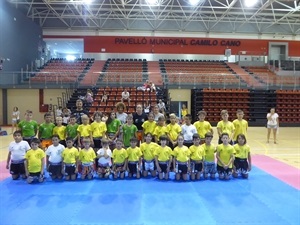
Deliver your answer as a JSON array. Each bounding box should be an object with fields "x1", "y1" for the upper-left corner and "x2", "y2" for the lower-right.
[{"x1": 6, "y1": 0, "x2": 300, "y2": 35}]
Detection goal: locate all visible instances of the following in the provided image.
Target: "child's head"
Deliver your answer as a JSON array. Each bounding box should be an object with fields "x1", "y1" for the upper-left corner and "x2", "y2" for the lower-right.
[
  {"x1": 13, "y1": 130, "x2": 22, "y2": 143},
  {"x1": 126, "y1": 114, "x2": 133, "y2": 124},
  {"x1": 236, "y1": 109, "x2": 244, "y2": 120},
  {"x1": 148, "y1": 112, "x2": 154, "y2": 121},
  {"x1": 51, "y1": 135, "x2": 60, "y2": 146},
  {"x1": 220, "y1": 110, "x2": 229, "y2": 121},
  {"x1": 93, "y1": 111, "x2": 102, "y2": 122},
  {"x1": 24, "y1": 110, "x2": 33, "y2": 121},
  {"x1": 81, "y1": 114, "x2": 90, "y2": 125},
  {"x1": 116, "y1": 102, "x2": 126, "y2": 114},
  {"x1": 13, "y1": 106, "x2": 18, "y2": 111},
  {"x1": 31, "y1": 138, "x2": 40, "y2": 150},
  {"x1": 237, "y1": 134, "x2": 247, "y2": 145},
  {"x1": 192, "y1": 133, "x2": 201, "y2": 146},
  {"x1": 65, "y1": 137, "x2": 74, "y2": 148},
  {"x1": 129, "y1": 137, "x2": 138, "y2": 147},
  {"x1": 56, "y1": 116, "x2": 63, "y2": 125},
  {"x1": 69, "y1": 115, "x2": 77, "y2": 124},
  {"x1": 82, "y1": 138, "x2": 91, "y2": 149},
  {"x1": 221, "y1": 133, "x2": 230, "y2": 145},
  {"x1": 198, "y1": 110, "x2": 207, "y2": 121},
  {"x1": 101, "y1": 138, "x2": 109, "y2": 147},
  {"x1": 44, "y1": 112, "x2": 52, "y2": 123},
  {"x1": 157, "y1": 115, "x2": 165, "y2": 126},
  {"x1": 136, "y1": 104, "x2": 143, "y2": 114},
  {"x1": 182, "y1": 104, "x2": 186, "y2": 109},
  {"x1": 169, "y1": 113, "x2": 177, "y2": 124},
  {"x1": 204, "y1": 132, "x2": 213, "y2": 144},
  {"x1": 76, "y1": 99, "x2": 83, "y2": 109},
  {"x1": 184, "y1": 114, "x2": 192, "y2": 125},
  {"x1": 144, "y1": 133, "x2": 153, "y2": 143},
  {"x1": 159, "y1": 135, "x2": 168, "y2": 146},
  {"x1": 115, "y1": 139, "x2": 123, "y2": 149},
  {"x1": 270, "y1": 108, "x2": 275, "y2": 113},
  {"x1": 177, "y1": 134, "x2": 184, "y2": 146},
  {"x1": 153, "y1": 105, "x2": 159, "y2": 113}
]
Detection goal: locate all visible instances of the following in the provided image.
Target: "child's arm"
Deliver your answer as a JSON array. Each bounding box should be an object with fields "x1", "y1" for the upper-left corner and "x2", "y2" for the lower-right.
[
  {"x1": 248, "y1": 152, "x2": 252, "y2": 171},
  {"x1": 77, "y1": 131, "x2": 81, "y2": 147},
  {"x1": 216, "y1": 152, "x2": 226, "y2": 168},
  {"x1": 167, "y1": 156, "x2": 172, "y2": 172},
  {"x1": 172, "y1": 156, "x2": 176, "y2": 172},
  {"x1": 46, "y1": 155, "x2": 50, "y2": 171},
  {"x1": 217, "y1": 127, "x2": 222, "y2": 137},
  {"x1": 6, "y1": 152, "x2": 11, "y2": 169},
  {"x1": 40, "y1": 157, "x2": 45, "y2": 175},
  {"x1": 123, "y1": 158, "x2": 128, "y2": 171},
  {"x1": 226, "y1": 154, "x2": 235, "y2": 169},
  {"x1": 155, "y1": 156, "x2": 161, "y2": 172},
  {"x1": 24, "y1": 159, "x2": 29, "y2": 177}
]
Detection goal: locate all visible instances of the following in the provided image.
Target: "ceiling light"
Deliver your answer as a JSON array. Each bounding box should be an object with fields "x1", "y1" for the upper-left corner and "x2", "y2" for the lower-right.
[
  {"x1": 146, "y1": 0, "x2": 159, "y2": 5},
  {"x1": 189, "y1": 0, "x2": 200, "y2": 6},
  {"x1": 244, "y1": 0, "x2": 258, "y2": 7}
]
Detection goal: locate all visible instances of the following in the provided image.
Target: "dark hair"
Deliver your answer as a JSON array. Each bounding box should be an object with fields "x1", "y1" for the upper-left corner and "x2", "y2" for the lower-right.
[
  {"x1": 52, "y1": 134, "x2": 60, "y2": 139},
  {"x1": 159, "y1": 135, "x2": 168, "y2": 141},
  {"x1": 221, "y1": 132, "x2": 229, "y2": 138},
  {"x1": 205, "y1": 132, "x2": 213, "y2": 138},
  {"x1": 13, "y1": 130, "x2": 22, "y2": 136},
  {"x1": 237, "y1": 134, "x2": 247, "y2": 144},
  {"x1": 31, "y1": 138, "x2": 40, "y2": 144},
  {"x1": 130, "y1": 137, "x2": 138, "y2": 143},
  {"x1": 66, "y1": 137, "x2": 74, "y2": 142}
]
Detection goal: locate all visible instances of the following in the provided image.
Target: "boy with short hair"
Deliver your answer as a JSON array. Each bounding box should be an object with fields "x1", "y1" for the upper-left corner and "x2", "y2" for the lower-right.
[
  {"x1": 66, "y1": 115, "x2": 79, "y2": 145},
  {"x1": 38, "y1": 112, "x2": 55, "y2": 150},
  {"x1": 45, "y1": 135, "x2": 65, "y2": 180},
  {"x1": 167, "y1": 113, "x2": 182, "y2": 149},
  {"x1": 154, "y1": 135, "x2": 173, "y2": 180},
  {"x1": 193, "y1": 110, "x2": 213, "y2": 144},
  {"x1": 140, "y1": 133, "x2": 158, "y2": 177},
  {"x1": 6, "y1": 130, "x2": 31, "y2": 180},
  {"x1": 153, "y1": 115, "x2": 168, "y2": 143},
  {"x1": 189, "y1": 133, "x2": 205, "y2": 181},
  {"x1": 217, "y1": 110, "x2": 235, "y2": 144},
  {"x1": 127, "y1": 137, "x2": 143, "y2": 179},
  {"x1": 122, "y1": 114, "x2": 138, "y2": 148},
  {"x1": 53, "y1": 116, "x2": 67, "y2": 146},
  {"x1": 18, "y1": 110, "x2": 38, "y2": 145},
  {"x1": 216, "y1": 133, "x2": 235, "y2": 180},
  {"x1": 112, "y1": 139, "x2": 128, "y2": 179},
  {"x1": 77, "y1": 114, "x2": 92, "y2": 148},
  {"x1": 181, "y1": 114, "x2": 197, "y2": 148},
  {"x1": 232, "y1": 109, "x2": 248, "y2": 143},
  {"x1": 202, "y1": 132, "x2": 217, "y2": 179},
  {"x1": 62, "y1": 137, "x2": 79, "y2": 181},
  {"x1": 96, "y1": 138, "x2": 112, "y2": 179},
  {"x1": 24, "y1": 138, "x2": 45, "y2": 184}
]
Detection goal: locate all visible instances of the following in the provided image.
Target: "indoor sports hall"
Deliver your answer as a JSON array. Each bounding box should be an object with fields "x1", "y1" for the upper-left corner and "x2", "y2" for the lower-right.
[{"x1": 0, "y1": 1, "x2": 299, "y2": 225}]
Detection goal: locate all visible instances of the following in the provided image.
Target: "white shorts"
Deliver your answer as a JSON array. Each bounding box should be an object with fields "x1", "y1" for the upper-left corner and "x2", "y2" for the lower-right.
[{"x1": 143, "y1": 161, "x2": 155, "y2": 171}]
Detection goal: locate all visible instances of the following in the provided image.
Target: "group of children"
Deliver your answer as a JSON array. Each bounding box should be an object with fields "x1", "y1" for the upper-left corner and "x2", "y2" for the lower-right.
[{"x1": 7, "y1": 106, "x2": 251, "y2": 183}]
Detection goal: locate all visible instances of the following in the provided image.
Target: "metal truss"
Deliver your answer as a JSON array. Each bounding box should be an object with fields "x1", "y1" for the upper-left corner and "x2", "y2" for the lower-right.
[{"x1": 6, "y1": 0, "x2": 300, "y2": 35}]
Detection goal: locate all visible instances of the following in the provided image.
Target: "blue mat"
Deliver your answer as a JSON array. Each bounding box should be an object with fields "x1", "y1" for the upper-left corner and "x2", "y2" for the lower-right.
[{"x1": 0, "y1": 167, "x2": 299, "y2": 225}]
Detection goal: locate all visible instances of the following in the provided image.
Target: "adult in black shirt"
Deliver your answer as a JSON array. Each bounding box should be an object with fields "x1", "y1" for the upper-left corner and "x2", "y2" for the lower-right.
[
  {"x1": 133, "y1": 104, "x2": 148, "y2": 144},
  {"x1": 71, "y1": 99, "x2": 89, "y2": 124}
]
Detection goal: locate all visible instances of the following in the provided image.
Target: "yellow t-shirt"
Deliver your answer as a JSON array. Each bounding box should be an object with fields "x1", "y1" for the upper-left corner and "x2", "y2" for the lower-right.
[
  {"x1": 153, "y1": 125, "x2": 168, "y2": 140},
  {"x1": 77, "y1": 124, "x2": 92, "y2": 137},
  {"x1": 234, "y1": 144, "x2": 250, "y2": 159},
  {"x1": 217, "y1": 121, "x2": 235, "y2": 137},
  {"x1": 25, "y1": 148, "x2": 45, "y2": 173},
  {"x1": 166, "y1": 123, "x2": 182, "y2": 141},
  {"x1": 154, "y1": 146, "x2": 172, "y2": 162},
  {"x1": 53, "y1": 125, "x2": 66, "y2": 140},
  {"x1": 173, "y1": 146, "x2": 190, "y2": 162},
  {"x1": 91, "y1": 121, "x2": 107, "y2": 138},
  {"x1": 193, "y1": 121, "x2": 213, "y2": 139},
  {"x1": 189, "y1": 145, "x2": 205, "y2": 161},
  {"x1": 232, "y1": 119, "x2": 248, "y2": 140},
  {"x1": 142, "y1": 121, "x2": 157, "y2": 135},
  {"x1": 201, "y1": 143, "x2": 216, "y2": 162},
  {"x1": 112, "y1": 148, "x2": 128, "y2": 164},
  {"x1": 79, "y1": 147, "x2": 96, "y2": 163},
  {"x1": 140, "y1": 142, "x2": 159, "y2": 161},
  {"x1": 62, "y1": 147, "x2": 79, "y2": 164},
  {"x1": 216, "y1": 144, "x2": 235, "y2": 168},
  {"x1": 181, "y1": 109, "x2": 188, "y2": 117},
  {"x1": 127, "y1": 146, "x2": 143, "y2": 162}
]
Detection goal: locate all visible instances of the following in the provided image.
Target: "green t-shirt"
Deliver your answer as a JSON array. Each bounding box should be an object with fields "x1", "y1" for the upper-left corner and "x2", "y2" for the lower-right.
[
  {"x1": 18, "y1": 120, "x2": 38, "y2": 137},
  {"x1": 107, "y1": 119, "x2": 121, "y2": 134},
  {"x1": 39, "y1": 122, "x2": 55, "y2": 139},
  {"x1": 66, "y1": 123, "x2": 79, "y2": 139},
  {"x1": 122, "y1": 124, "x2": 138, "y2": 147}
]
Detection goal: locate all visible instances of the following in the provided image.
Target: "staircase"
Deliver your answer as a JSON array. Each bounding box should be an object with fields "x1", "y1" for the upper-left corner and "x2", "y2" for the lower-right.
[
  {"x1": 226, "y1": 63, "x2": 263, "y2": 88},
  {"x1": 147, "y1": 61, "x2": 163, "y2": 86},
  {"x1": 80, "y1": 60, "x2": 106, "y2": 86}
]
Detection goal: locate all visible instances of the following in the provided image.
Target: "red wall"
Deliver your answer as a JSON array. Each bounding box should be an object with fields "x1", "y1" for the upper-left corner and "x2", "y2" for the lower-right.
[{"x1": 44, "y1": 35, "x2": 300, "y2": 56}]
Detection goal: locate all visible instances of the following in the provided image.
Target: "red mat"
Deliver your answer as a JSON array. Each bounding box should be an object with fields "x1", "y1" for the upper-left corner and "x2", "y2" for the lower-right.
[{"x1": 252, "y1": 154, "x2": 300, "y2": 190}]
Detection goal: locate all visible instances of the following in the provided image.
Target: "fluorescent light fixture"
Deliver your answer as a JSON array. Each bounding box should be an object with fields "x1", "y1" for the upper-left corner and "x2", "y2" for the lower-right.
[
  {"x1": 66, "y1": 55, "x2": 76, "y2": 61},
  {"x1": 146, "y1": 0, "x2": 159, "y2": 5},
  {"x1": 244, "y1": 0, "x2": 258, "y2": 7},
  {"x1": 189, "y1": 0, "x2": 200, "y2": 6}
]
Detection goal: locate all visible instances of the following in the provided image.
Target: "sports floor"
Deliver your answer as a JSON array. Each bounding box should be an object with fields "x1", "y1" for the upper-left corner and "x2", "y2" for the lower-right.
[{"x1": 0, "y1": 127, "x2": 299, "y2": 225}]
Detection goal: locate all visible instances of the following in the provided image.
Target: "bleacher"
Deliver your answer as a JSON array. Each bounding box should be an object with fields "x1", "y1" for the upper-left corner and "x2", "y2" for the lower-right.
[{"x1": 30, "y1": 58, "x2": 91, "y2": 83}]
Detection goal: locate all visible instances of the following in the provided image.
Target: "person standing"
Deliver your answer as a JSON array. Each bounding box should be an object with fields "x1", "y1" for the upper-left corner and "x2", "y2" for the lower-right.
[
  {"x1": 11, "y1": 107, "x2": 20, "y2": 134},
  {"x1": 266, "y1": 108, "x2": 279, "y2": 144}
]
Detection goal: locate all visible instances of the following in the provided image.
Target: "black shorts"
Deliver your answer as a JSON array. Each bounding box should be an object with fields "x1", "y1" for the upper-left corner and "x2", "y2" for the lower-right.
[
  {"x1": 158, "y1": 162, "x2": 169, "y2": 173},
  {"x1": 177, "y1": 163, "x2": 188, "y2": 174},
  {"x1": 65, "y1": 164, "x2": 76, "y2": 176},
  {"x1": 217, "y1": 165, "x2": 232, "y2": 175},
  {"x1": 191, "y1": 161, "x2": 203, "y2": 172},
  {"x1": 10, "y1": 162, "x2": 26, "y2": 175},
  {"x1": 234, "y1": 157, "x2": 249, "y2": 171},
  {"x1": 93, "y1": 138, "x2": 102, "y2": 149},
  {"x1": 114, "y1": 163, "x2": 125, "y2": 172},
  {"x1": 128, "y1": 162, "x2": 138, "y2": 174},
  {"x1": 48, "y1": 164, "x2": 62, "y2": 176},
  {"x1": 29, "y1": 172, "x2": 41, "y2": 177}
]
